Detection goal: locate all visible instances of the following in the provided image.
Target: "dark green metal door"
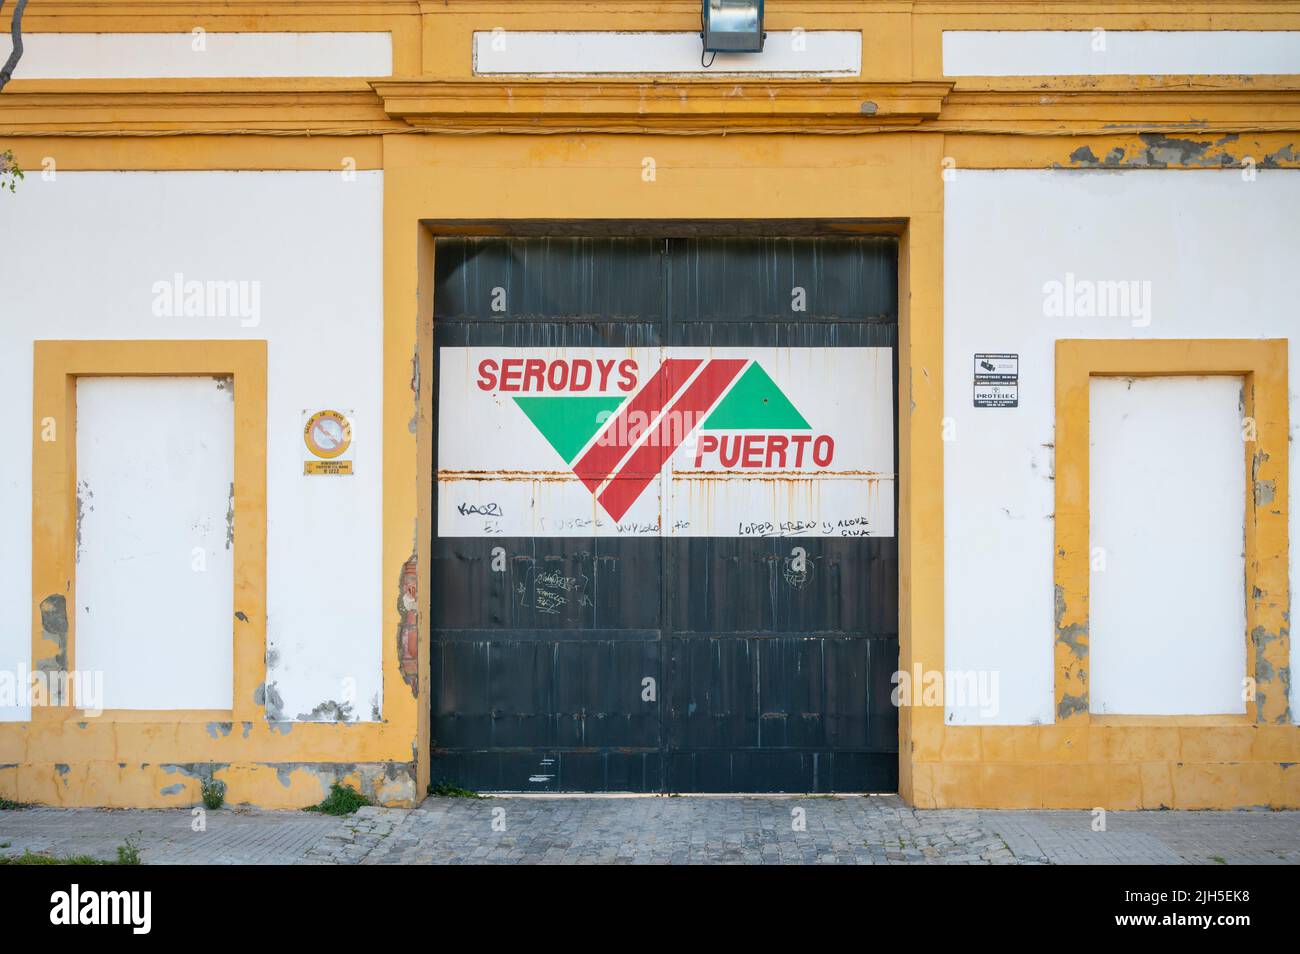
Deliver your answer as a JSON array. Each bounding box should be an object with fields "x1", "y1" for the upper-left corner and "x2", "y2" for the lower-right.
[{"x1": 430, "y1": 235, "x2": 899, "y2": 792}]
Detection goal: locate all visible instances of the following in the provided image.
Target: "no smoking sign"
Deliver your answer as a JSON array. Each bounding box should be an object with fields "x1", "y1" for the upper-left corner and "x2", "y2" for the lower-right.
[{"x1": 303, "y1": 409, "x2": 355, "y2": 475}]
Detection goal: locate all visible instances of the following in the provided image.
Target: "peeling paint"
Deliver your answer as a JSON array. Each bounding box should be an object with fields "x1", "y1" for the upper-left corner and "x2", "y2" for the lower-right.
[
  {"x1": 409, "y1": 344, "x2": 421, "y2": 434},
  {"x1": 36, "y1": 594, "x2": 69, "y2": 672},
  {"x1": 155, "y1": 763, "x2": 231, "y2": 802},
  {"x1": 205, "y1": 721, "x2": 233, "y2": 739},
  {"x1": 253, "y1": 681, "x2": 285, "y2": 721},
  {"x1": 1056, "y1": 694, "x2": 1088, "y2": 720},
  {"x1": 295, "y1": 700, "x2": 355, "y2": 723},
  {"x1": 271, "y1": 760, "x2": 418, "y2": 805},
  {"x1": 75, "y1": 481, "x2": 87, "y2": 564},
  {"x1": 1263, "y1": 143, "x2": 1298, "y2": 165},
  {"x1": 1254, "y1": 479, "x2": 1276, "y2": 507},
  {"x1": 396, "y1": 554, "x2": 419, "y2": 695},
  {"x1": 225, "y1": 481, "x2": 235, "y2": 550},
  {"x1": 161, "y1": 762, "x2": 226, "y2": 783},
  {"x1": 1250, "y1": 625, "x2": 1292, "y2": 724},
  {"x1": 1252, "y1": 449, "x2": 1270, "y2": 482},
  {"x1": 1065, "y1": 132, "x2": 1298, "y2": 170},
  {"x1": 1053, "y1": 585, "x2": 1088, "y2": 660},
  {"x1": 1275, "y1": 665, "x2": 1293, "y2": 723},
  {"x1": 1140, "y1": 133, "x2": 1217, "y2": 167}
]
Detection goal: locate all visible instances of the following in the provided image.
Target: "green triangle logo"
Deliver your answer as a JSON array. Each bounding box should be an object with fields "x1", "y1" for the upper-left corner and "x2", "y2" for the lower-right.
[
  {"x1": 513, "y1": 396, "x2": 627, "y2": 464},
  {"x1": 702, "y1": 362, "x2": 810, "y2": 430}
]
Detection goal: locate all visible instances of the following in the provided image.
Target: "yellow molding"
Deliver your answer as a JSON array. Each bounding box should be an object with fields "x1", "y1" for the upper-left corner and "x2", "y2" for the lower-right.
[
  {"x1": 31, "y1": 341, "x2": 267, "y2": 723},
  {"x1": 371, "y1": 78, "x2": 954, "y2": 132},
  {"x1": 413, "y1": 224, "x2": 436, "y2": 800},
  {"x1": 942, "y1": 131, "x2": 1300, "y2": 168},
  {"x1": 7, "y1": 76, "x2": 1300, "y2": 139},
  {"x1": 23, "y1": 0, "x2": 1300, "y2": 10},
  {"x1": 0, "y1": 135, "x2": 384, "y2": 171},
  {"x1": 951, "y1": 75, "x2": 1300, "y2": 93},
  {"x1": 28, "y1": 2, "x2": 421, "y2": 14},
  {"x1": 19, "y1": 4, "x2": 1300, "y2": 94},
  {"x1": 1053, "y1": 338, "x2": 1291, "y2": 727},
  {"x1": 7, "y1": 718, "x2": 417, "y2": 764},
  {"x1": 0, "y1": 79, "x2": 398, "y2": 134},
  {"x1": 1091, "y1": 713, "x2": 1255, "y2": 726},
  {"x1": 6, "y1": 759, "x2": 418, "y2": 810},
  {"x1": 6, "y1": 78, "x2": 381, "y2": 93},
  {"x1": 10, "y1": 339, "x2": 423, "y2": 807},
  {"x1": 380, "y1": 150, "x2": 424, "y2": 752}
]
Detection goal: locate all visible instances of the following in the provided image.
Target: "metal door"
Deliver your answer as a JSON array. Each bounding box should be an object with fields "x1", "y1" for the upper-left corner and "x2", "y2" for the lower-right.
[{"x1": 430, "y1": 235, "x2": 898, "y2": 792}]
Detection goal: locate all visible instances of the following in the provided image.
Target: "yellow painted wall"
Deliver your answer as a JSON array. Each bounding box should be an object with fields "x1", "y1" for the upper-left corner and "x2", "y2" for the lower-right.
[{"x1": 1, "y1": 1, "x2": 1297, "y2": 809}]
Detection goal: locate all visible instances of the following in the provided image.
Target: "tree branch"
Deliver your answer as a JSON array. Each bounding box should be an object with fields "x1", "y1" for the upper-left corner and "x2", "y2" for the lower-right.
[{"x1": 0, "y1": 0, "x2": 29, "y2": 93}]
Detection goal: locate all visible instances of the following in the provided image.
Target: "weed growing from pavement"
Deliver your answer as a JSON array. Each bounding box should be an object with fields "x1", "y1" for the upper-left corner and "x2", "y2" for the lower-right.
[
  {"x1": 305, "y1": 783, "x2": 371, "y2": 815},
  {"x1": 428, "y1": 780, "x2": 486, "y2": 798},
  {"x1": 200, "y1": 778, "x2": 226, "y2": 810},
  {"x1": 117, "y1": 836, "x2": 142, "y2": 865},
  {"x1": 0, "y1": 836, "x2": 142, "y2": 866}
]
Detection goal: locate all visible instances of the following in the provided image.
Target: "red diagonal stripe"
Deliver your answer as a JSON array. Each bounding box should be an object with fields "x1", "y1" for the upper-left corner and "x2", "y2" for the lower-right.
[
  {"x1": 598, "y1": 358, "x2": 747, "y2": 522},
  {"x1": 572, "y1": 357, "x2": 701, "y2": 493}
]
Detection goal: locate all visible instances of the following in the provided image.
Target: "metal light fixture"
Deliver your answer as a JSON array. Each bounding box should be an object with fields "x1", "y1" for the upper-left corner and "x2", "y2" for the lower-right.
[{"x1": 701, "y1": 0, "x2": 765, "y2": 55}]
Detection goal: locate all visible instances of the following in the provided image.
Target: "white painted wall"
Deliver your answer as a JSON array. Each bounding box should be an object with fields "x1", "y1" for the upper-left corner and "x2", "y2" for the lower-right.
[
  {"x1": 473, "y1": 31, "x2": 861, "y2": 76},
  {"x1": 0, "y1": 33, "x2": 392, "y2": 79},
  {"x1": 0, "y1": 171, "x2": 384, "y2": 723},
  {"x1": 944, "y1": 169, "x2": 1299, "y2": 725},
  {"x1": 76, "y1": 377, "x2": 235, "y2": 710},
  {"x1": 943, "y1": 30, "x2": 1300, "y2": 77},
  {"x1": 1089, "y1": 376, "x2": 1247, "y2": 715}
]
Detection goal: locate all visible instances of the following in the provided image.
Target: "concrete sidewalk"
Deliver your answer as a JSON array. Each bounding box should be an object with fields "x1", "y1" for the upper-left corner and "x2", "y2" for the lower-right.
[{"x1": 2, "y1": 796, "x2": 1297, "y2": 865}]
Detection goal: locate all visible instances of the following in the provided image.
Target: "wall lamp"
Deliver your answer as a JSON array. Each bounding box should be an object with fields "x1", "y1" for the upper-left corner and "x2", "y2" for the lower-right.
[{"x1": 701, "y1": 0, "x2": 765, "y2": 56}]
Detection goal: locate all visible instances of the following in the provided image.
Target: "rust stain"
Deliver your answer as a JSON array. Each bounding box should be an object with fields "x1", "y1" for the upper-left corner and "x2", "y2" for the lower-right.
[
  {"x1": 439, "y1": 469, "x2": 892, "y2": 482},
  {"x1": 438, "y1": 469, "x2": 571, "y2": 482}
]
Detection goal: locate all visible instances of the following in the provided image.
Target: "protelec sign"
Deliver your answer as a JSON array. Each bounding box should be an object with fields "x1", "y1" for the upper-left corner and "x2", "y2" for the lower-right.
[{"x1": 438, "y1": 347, "x2": 894, "y2": 538}]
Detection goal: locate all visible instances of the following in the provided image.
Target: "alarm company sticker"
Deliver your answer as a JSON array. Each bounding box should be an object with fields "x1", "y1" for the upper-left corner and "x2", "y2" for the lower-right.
[
  {"x1": 303, "y1": 409, "x2": 354, "y2": 475},
  {"x1": 973, "y1": 353, "x2": 1019, "y2": 408}
]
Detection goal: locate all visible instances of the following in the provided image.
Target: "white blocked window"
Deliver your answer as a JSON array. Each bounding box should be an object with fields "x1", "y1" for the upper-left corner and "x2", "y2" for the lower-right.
[
  {"x1": 1088, "y1": 375, "x2": 1246, "y2": 715},
  {"x1": 75, "y1": 377, "x2": 234, "y2": 710},
  {"x1": 943, "y1": 30, "x2": 1300, "y2": 77},
  {"x1": 472, "y1": 31, "x2": 861, "y2": 76},
  {"x1": 0, "y1": 32, "x2": 392, "y2": 79}
]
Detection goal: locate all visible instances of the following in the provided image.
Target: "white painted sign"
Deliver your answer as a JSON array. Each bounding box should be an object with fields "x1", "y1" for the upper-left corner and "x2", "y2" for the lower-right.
[{"x1": 437, "y1": 347, "x2": 895, "y2": 538}]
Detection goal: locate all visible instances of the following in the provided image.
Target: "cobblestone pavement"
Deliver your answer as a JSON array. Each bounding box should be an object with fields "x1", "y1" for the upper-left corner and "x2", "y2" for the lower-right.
[
  {"x1": 0, "y1": 806, "x2": 346, "y2": 864},
  {"x1": 3, "y1": 797, "x2": 1298, "y2": 865}
]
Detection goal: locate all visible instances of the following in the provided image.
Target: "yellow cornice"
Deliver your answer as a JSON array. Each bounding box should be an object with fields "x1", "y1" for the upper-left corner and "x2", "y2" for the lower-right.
[
  {"x1": 4, "y1": 75, "x2": 1300, "y2": 138},
  {"x1": 370, "y1": 78, "x2": 955, "y2": 132},
  {"x1": 22, "y1": 0, "x2": 1300, "y2": 10},
  {"x1": 0, "y1": 78, "x2": 399, "y2": 133}
]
